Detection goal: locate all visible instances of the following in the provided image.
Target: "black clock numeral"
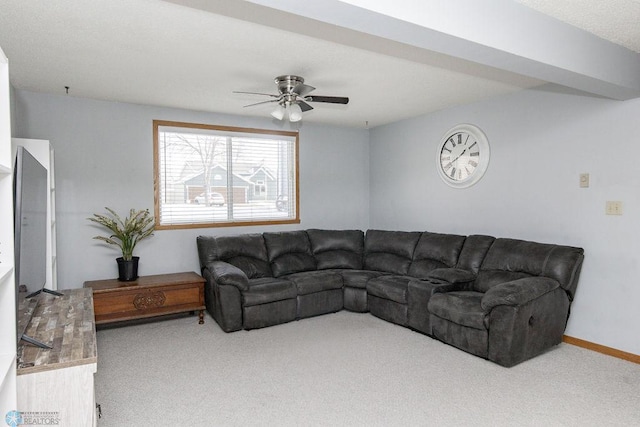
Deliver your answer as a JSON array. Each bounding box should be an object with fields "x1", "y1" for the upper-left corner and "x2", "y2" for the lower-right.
[
  {"x1": 449, "y1": 137, "x2": 456, "y2": 147},
  {"x1": 449, "y1": 167, "x2": 456, "y2": 179},
  {"x1": 457, "y1": 134, "x2": 462, "y2": 145},
  {"x1": 469, "y1": 160, "x2": 478, "y2": 168},
  {"x1": 443, "y1": 162, "x2": 453, "y2": 171},
  {"x1": 442, "y1": 147, "x2": 452, "y2": 154},
  {"x1": 469, "y1": 151, "x2": 479, "y2": 156}
]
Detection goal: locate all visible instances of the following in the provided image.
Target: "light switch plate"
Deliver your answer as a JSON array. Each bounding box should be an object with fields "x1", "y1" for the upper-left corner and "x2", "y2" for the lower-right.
[{"x1": 579, "y1": 173, "x2": 589, "y2": 188}]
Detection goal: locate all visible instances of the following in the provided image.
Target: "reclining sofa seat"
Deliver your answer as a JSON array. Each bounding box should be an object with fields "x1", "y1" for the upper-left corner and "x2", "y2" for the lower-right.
[
  {"x1": 263, "y1": 230, "x2": 344, "y2": 319},
  {"x1": 196, "y1": 234, "x2": 298, "y2": 331},
  {"x1": 428, "y1": 238, "x2": 584, "y2": 367},
  {"x1": 406, "y1": 234, "x2": 496, "y2": 335}
]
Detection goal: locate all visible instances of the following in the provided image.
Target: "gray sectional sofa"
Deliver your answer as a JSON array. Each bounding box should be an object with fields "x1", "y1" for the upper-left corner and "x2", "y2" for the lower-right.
[{"x1": 196, "y1": 229, "x2": 584, "y2": 367}]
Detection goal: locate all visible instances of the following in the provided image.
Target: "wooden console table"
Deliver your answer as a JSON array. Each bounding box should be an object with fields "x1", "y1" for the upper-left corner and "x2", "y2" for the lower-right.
[
  {"x1": 17, "y1": 288, "x2": 98, "y2": 427},
  {"x1": 84, "y1": 271, "x2": 206, "y2": 325}
]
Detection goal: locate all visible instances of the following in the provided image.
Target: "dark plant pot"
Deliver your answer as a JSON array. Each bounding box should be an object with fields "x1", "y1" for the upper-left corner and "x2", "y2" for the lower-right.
[{"x1": 116, "y1": 256, "x2": 139, "y2": 281}]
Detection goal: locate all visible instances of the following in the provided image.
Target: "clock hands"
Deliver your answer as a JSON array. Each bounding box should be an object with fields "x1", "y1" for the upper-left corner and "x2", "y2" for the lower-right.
[
  {"x1": 447, "y1": 134, "x2": 473, "y2": 165},
  {"x1": 450, "y1": 148, "x2": 467, "y2": 165}
]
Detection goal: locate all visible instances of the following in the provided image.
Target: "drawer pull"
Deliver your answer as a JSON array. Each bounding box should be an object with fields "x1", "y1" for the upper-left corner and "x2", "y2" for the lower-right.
[{"x1": 133, "y1": 291, "x2": 166, "y2": 310}]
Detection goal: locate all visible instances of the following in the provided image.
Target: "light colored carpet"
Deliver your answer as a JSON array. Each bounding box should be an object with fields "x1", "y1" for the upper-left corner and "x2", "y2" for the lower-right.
[{"x1": 95, "y1": 311, "x2": 640, "y2": 426}]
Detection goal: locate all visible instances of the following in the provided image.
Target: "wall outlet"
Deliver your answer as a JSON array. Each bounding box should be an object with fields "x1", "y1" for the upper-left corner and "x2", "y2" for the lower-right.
[{"x1": 605, "y1": 201, "x2": 623, "y2": 215}]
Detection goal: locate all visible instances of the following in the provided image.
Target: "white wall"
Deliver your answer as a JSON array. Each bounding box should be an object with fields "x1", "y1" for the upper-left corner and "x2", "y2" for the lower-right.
[
  {"x1": 13, "y1": 90, "x2": 370, "y2": 289},
  {"x1": 369, "y1": 84, "x2": 640, "y2": 355}
]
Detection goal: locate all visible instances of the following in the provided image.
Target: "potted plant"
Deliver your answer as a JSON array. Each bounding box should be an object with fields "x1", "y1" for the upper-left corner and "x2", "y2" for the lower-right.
[{"x1": 88, "y1": 207, "x2": 155, "y2": 281}]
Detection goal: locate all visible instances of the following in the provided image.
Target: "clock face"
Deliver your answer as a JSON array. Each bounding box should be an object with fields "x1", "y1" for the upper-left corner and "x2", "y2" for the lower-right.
[{"x1": 436, "y1": 124, "x2": 490, "y2": 188}]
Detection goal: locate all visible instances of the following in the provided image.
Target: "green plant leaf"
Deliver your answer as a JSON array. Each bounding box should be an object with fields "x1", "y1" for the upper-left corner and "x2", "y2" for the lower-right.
[{"x1": 88, "y1": 207, "x2": 155, "y2": 260}]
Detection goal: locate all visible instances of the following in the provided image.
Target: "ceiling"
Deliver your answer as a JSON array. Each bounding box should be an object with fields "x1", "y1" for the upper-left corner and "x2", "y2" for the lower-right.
[{"x1": 0, "y1": 0, "x2": 639, "y2": 128}]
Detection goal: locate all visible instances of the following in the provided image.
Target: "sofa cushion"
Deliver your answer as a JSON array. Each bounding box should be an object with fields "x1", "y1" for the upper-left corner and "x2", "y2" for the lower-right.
[
  {"x1": 455, "y1": 235, "x2": 495, "y2": 273},
  {"x1": 475, "y1": 238, "x2": 584, "y2": 294},
  {"x1": 264, "y1": 231, "x2": 317, "y2": 277},
  {"x1": 408, "y1": 232, "x2": 466, "y2": 278},
  {"x1": 284, "y1": 270, "x2": 343, "y2": 296},
  {"x1": 474, "y1": 270, "x2": 533, "y2": 293},
  {"x1": 306, "y1": 229, "x2": 364, "y2": 270},
  {"x1": 427, "y1": 268, "x2": 476, "y2": 284},
  {"x1": 367, "y1": 275, "x2": 413, "y2": 304},
  {"x1": 481, "y1": 277, "x2": 560, "y2": 311},
  {"x1": 364, "y1": 230, "x2": 421, "y2": 274},
  {"x1": 340, "y1": 270, "x2": 386, "y2": 289},
  {"x1": 428, "y1": 291, "x2": 487, "y2": 330},
  {"x1": 242, "y1": 278, "x2": 297, "y2": 307},
  {"x1": 209, "y1": 234, "x2": 272, "y2": 279}
]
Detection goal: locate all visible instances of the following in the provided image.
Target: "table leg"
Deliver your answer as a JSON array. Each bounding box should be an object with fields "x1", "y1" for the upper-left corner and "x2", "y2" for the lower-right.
[{"x1": 198, "y1": 310, "x2": 204, "y2": 324}]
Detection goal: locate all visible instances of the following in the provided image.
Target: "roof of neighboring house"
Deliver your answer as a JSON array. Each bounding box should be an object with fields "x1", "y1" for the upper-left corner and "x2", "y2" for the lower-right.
[
  {"x1": 239, "y1": 165, "x2": 276, "y2": 182},
  {"x1": 181, "y1": 163, "x2": 255, "y2": 186}
]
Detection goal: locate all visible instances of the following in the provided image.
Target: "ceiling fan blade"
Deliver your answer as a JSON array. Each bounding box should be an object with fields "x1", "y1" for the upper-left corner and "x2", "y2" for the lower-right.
[
  {"x1": 306, "y1": 96, "x2": 349, "y2": 104},
  {"x1": 297, "y1": 100, "x2": 314, "y2": 112},
  {"x1": 233, "y1": 90, "x2": 279, "y2": 98},
  {"x1": 292, "y1": 83, "x2": 315, "y2": 97},
  {"x1": 243, "y1": 99, "x2": 281, "y2": 108}
]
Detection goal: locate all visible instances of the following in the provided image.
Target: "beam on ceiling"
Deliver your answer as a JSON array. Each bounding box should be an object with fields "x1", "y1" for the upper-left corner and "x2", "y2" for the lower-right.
[{"x1": 164, "y1": 0, "x2": 640, "y2": 100}]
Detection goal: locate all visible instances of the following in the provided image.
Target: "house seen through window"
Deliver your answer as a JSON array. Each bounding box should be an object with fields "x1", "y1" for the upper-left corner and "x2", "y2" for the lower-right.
[{"x1": 154, "y1": 120, "x2": 299, "y2": 229}]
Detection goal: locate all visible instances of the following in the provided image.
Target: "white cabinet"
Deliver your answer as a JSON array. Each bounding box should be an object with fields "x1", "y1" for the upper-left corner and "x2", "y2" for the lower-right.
[
  {"x1": 0, "y1": 45, "x2": 17, "y2": 419},
  {"x1": 17, "y1": 363, "x2": 97, "y2": 427},
  {"x1": 17, "y1": 289, "x2": 98, "y2": 427},
  {"x1": 12, "y1": 139, "x2": 57, "y2": 291}
]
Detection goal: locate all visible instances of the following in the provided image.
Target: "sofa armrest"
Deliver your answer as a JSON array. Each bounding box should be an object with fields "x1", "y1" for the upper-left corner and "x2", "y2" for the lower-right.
[
  {"x1": 207, "y1": 261, "x2": 250, "y2": 291},
  {"x1": 481, "y1": 277, "x2": 560, "y2": 311},
  {"x1": 427, "y1": 268, "x2": 476, "y2": 284}
]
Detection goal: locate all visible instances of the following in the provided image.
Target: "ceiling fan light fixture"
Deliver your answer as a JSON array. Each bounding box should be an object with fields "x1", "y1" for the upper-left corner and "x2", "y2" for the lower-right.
[
  {"x1": 271, "y1": 104, "x2": 286, "y2": 120},
  {"x1": 288, "y1": 103, "x2": 303, "y2": 122},
  {"x1": 270, "y1": 104, "x2": 286, "y2": 120},
  {"x1": 237, "y1": 75, "x2": 348, "y2": 122}
]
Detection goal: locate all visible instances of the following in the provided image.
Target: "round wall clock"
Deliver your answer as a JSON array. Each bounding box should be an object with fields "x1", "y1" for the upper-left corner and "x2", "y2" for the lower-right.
[{"x1": 436, "y1": 123, "x2": 490, "y2": 188}]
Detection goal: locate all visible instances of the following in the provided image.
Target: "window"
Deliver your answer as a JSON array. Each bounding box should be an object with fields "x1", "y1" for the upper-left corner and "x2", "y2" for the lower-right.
[{"x1": 153, "y1": 120, "x2": 299, "y2": 229}]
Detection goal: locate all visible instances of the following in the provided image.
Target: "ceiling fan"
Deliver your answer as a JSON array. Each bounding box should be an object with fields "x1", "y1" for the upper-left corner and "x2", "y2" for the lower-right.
[{"x1": 234, "y1": 75, "x2": 349, "y2": 122}]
